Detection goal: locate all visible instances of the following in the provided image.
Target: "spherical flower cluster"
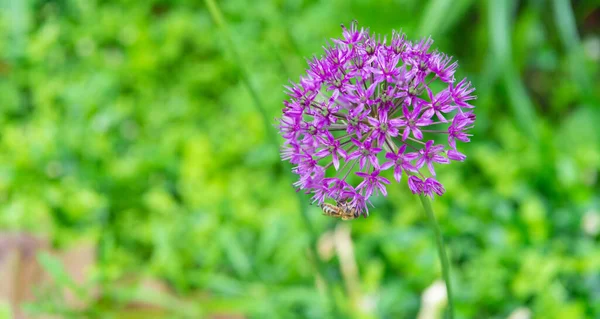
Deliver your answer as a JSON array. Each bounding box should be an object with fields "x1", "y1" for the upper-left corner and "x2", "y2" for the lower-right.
[{"x1": 278, "y1": 21, "x2": 476, "y2": 217}]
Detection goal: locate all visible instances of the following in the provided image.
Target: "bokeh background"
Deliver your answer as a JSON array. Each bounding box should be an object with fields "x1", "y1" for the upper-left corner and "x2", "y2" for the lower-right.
[{"x1": 0, "y1": 0, "x2": 599, "y2": 318}]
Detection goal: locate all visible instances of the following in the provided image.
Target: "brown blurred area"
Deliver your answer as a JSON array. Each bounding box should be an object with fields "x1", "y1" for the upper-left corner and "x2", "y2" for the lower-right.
[
  {"x1": 0, "y1": 234, "x2": 249, "y2": 319},
  {"x1": 0, "y1": 233, "x2": 95, "y2": 319}
]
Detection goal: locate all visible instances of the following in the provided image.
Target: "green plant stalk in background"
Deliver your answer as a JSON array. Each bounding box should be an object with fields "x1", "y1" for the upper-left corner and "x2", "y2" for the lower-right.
[
  {"x1": 419, "y1": 196, "x2": 454, "y2": 319},
  {"x1": 204, "y1": 0, "x2": 341, "y2": 316}
]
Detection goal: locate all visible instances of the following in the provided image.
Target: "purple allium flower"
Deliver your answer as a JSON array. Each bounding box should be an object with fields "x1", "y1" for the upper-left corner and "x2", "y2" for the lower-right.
[
  {"x1": 315, "y1": 133, "x2": 347, "y2": 170},
  {"x1": 414, "y1": 140, "x2": 450, "y2": 176},
  {"x1": 356, "y1": 169, "x2": 391, "y2": 198},
  {"x1": 381, "y1": 144, "x2": 418, "y2": 182},
  {"x1": 424, "y1": 177, "x2": 445, "y2": 198},
  {"x1": 347, "y1": 138, "x2": 381, "y2": 170},
  {"x1": 408, "y1": 175, "x2": 425, "y2": 195},
  {"x1": 277, "y1": 21, "x2": 476, "y2": 217}
]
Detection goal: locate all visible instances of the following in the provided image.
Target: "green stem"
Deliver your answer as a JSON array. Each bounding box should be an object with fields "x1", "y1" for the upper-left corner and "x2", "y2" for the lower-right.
[
  {"x1": 204, "y1": 0, "x2": 277, "y2": 148},
  {"x1": 204, "y1": 0, "x2": 340, "y2": 316},
  {"x1": 419, "y1": 195, "x2": 454, "y2": 319}
]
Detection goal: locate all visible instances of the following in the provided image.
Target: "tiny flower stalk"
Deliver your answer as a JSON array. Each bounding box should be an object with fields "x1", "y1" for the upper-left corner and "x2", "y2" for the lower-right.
[{"x1": 278, "y1": 21, "x2": 476, "y2": 318}]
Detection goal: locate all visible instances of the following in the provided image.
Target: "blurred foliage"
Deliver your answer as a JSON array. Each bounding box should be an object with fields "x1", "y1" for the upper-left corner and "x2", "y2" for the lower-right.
[{"x1": 0, "y1": 0, "x2": 599, "y2": 318}]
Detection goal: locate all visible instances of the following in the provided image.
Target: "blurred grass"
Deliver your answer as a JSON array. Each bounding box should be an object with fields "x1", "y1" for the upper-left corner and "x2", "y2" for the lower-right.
[{"x1": 0, "y1": 0, "x2": 599, "y2": 318}]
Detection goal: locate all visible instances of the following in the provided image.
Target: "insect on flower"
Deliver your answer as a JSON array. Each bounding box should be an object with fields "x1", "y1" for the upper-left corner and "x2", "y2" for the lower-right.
[
  {"x1": 278, "y1": 21, "x2": 477, "y2": 218},
  {"x1": 320, "y1": 201, "x2": 359, "y2": 221}
]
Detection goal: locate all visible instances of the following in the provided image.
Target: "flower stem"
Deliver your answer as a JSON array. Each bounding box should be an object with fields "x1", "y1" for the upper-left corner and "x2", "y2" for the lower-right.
[
  {"x1": 419, "y1": 195, "x2": 454, "y2": 319},
  {"x1": 204, "y1": 0, "x2": 277, "y2": 148}
]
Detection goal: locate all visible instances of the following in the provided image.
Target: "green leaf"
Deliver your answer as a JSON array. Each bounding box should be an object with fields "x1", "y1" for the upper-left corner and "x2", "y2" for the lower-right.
[
  {"x1": 0, "y1": 302, "x2": 12, "y2": 319},
  {"x1": 418, "y1": 0, "x2": 474, "y2": 37},
  {"x1": 488, "y1": 0, "x2": 539, "y2": 141},
  {"x1": 36, "y1": 252, "x2": 85, "y2": 298},
  {"x1": 552, "y1": 0, "x2": 592, "y2": 92}
]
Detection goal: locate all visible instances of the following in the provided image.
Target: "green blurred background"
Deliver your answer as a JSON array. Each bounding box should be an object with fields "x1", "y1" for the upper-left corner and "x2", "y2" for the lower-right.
[{"x1": 0, "y1": 0, "x2": 599, "y2": 318}]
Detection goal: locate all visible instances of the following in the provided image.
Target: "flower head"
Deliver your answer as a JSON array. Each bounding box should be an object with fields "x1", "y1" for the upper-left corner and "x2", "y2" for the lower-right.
[{"x1": 278, "y1": 21, "x2": 476, "y2": 217}]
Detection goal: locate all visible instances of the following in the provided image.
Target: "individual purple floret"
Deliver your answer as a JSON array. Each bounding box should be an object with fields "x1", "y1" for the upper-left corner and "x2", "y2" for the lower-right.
[{"x1": 277, "y1": 21, "x2": 476, "y2": 217}]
